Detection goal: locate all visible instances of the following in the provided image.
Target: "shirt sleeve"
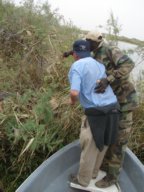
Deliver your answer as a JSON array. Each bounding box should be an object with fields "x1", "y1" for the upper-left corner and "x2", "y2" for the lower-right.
[
  {"x1": 68, "y1": 65, "x2": 81, "y2": 92},
  {"x1": 107, "y1": 47, "x2": 135, "y2": 83}
]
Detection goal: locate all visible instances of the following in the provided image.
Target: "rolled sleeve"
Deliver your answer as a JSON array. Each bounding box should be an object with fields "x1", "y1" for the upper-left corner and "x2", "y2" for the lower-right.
[{"x1": 70, "y1": 69, "x2": 81, "y2": 91}]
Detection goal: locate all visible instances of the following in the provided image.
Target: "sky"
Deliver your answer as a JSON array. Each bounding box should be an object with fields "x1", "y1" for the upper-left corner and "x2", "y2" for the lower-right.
[{"x1": 14, "y1": 0, "x2": 144, "y2": 40}]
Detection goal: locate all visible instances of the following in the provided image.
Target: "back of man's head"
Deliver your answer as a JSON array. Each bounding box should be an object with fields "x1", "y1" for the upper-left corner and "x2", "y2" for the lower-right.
[{"x1": 73, "y1": 39, "x2": 91, "y2": 58}]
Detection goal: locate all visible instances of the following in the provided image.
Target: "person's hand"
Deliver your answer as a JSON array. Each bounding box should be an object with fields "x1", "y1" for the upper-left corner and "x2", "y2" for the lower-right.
[
  {"x1": 70, "y1": 99, "x2": 75, "y2": 105},
  {"x1": 62, "y1": 50, "x2": 73, "y2": 58},
  {"x1": 63, "y1": 52, "x2": 70, "y2": 58},
  {"x1": 95, "y1": 78, "x2": 109, "y2": 93}
]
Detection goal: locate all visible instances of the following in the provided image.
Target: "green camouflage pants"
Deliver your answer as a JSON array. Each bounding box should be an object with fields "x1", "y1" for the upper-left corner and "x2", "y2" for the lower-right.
[{"x1": 102, "y1": 110, "x2": 133, "y2": 181}]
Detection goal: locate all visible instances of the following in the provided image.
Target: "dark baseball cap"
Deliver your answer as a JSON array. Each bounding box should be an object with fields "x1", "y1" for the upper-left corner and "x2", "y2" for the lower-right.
[{"x1": 73, "y1": 40, "x2": 91, "y2": 58}]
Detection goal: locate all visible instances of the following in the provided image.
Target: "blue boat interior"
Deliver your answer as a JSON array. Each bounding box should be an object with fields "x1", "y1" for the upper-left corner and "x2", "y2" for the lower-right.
[{"x1": 16, "y1": 140, "x2": 144, "y2": 192}]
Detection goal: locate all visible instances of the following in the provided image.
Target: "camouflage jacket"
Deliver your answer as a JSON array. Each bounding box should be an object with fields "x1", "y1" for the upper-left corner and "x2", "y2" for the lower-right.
[{"x1": 93, "y1": 41, "x2": 138, "y2": 112}]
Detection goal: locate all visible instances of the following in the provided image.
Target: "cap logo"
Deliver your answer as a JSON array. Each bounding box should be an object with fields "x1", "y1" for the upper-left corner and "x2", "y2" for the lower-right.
[
  {"x1": 73, "y1": 40, "x2": 90, "y2": 58},
  {"x1": 75, "y1": 45, "x2": 87, "y2": 51}
]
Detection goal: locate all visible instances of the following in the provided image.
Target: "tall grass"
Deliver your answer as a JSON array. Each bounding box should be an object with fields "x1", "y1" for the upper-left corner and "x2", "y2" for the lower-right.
[
  {"x1": 129, "y1": 72, "x2": 144, "y2": 162},
  {"x1": 0, "y1": 0, "x2": 81, "y2": 191}
]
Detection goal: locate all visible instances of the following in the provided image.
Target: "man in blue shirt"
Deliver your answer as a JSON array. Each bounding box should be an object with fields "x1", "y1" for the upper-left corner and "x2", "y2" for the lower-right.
[{"x1": 68, "y1": 40, "x2": 120, "y2": 189}]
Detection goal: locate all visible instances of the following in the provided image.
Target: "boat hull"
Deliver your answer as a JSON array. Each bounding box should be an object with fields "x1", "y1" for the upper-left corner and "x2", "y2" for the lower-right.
[{"x1": 16, "y1": 140, "x2": 144, "y2": 192}]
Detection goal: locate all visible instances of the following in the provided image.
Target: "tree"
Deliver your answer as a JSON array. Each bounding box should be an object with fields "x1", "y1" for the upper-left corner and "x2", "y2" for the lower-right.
[{"x1": 106, "y1": 11, "x2": 122, "y2": 45}]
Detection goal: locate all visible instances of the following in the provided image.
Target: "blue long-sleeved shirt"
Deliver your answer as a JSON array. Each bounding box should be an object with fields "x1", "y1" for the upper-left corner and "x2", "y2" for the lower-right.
[{"x1": 68, "y1": 57, "x2": 117, "y2": 109}]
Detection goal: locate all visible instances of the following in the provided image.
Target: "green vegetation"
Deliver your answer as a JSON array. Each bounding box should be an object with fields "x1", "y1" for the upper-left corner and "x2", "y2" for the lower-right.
[
  {"x1": 0, "y1": 0, "x2": 81, "y2": 191},
  {"x1": 0, "y1": 1, "x2": 143, "y2": 191}
]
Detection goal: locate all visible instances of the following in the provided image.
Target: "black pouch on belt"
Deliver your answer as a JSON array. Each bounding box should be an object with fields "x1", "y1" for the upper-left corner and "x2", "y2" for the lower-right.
[{"x1": 85, "y1": 103, "x2": 120, "y2": 151}]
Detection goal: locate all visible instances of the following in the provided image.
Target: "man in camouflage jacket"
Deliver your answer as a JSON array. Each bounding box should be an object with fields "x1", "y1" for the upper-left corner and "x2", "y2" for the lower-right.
[{"x1": 86, "y1": 31, "x2": 138, "y2": 188}]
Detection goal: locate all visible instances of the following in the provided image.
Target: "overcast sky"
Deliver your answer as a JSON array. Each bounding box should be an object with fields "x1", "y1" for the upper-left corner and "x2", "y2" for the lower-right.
[{"x1": 14, "y1": 0, "x2": 144, "y2": 40}]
